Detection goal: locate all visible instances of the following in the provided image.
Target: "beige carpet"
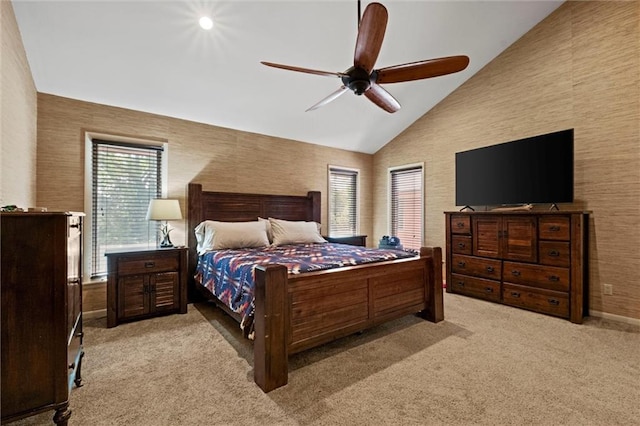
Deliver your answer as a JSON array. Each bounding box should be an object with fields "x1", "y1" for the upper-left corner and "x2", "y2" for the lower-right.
[{"x1": 13, "y1": 293, "x2": 639, "y2": 425}]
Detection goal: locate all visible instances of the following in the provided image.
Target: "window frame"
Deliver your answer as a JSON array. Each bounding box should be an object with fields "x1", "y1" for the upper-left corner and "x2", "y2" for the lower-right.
[
  {"x1": 83, "y1": 131, "x2": 169, "y2": 281},
  {"x1": 327, "y1": 165, "x2": 360, "y2": 237},
  {"x1": 388, "y1": 163, "x2": 424, "y2": 251}
]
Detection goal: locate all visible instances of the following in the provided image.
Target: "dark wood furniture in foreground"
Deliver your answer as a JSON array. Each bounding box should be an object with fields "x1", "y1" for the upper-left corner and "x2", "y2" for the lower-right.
[
  {"x1": 106, "y1": 247, "x2": 188, "y2": 328},
  {"x1": 187, "y1": 183, "x2": 444, "y2": 392},
  {"x1": 445, "y1": 211, "x2": 589, "y2": 323},
  {"x1": 324, "y1": 235, "x2": 367, "y2": 247},
  {"x1": 1, "y1": 212, "x2": 85, "y2": 426}
]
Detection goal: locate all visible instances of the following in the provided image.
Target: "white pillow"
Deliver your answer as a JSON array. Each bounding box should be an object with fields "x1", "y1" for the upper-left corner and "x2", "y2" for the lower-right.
[
  {"x1": 258, "y1": 217, "x2": 272, "y2": 243},
  {"x1": 268, "y1": 217, "x2": 327, "y2": 246},
  {"x1": 194, "y1": 220, "x2": 269, "y2": 254}
]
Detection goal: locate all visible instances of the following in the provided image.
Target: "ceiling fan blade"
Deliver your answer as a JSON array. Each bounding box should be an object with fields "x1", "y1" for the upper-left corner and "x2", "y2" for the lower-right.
[
  {"x1": 354, "y1": 2, "x2": 388, "y2": 74},
  {"x1": 261, "y1": 61, "x2": 346, "y2": 78},
  {"x1": 375, "y1": 55, "x2": 470, "y2": 84},
  {"x1": 306, "y1": 86, "x2": 349, "y2": 112},
  {"x1": 364, "y1": 83, "x2": 400, "y2": 113}
]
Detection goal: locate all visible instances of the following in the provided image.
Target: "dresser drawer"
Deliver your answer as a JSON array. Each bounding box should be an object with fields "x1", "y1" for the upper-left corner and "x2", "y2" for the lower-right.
[
  {"x1": 539, "y1": 241, "x2": 570, "y2": 267},
  {"x1": 450, "y1": 215, "x2": 471, "y2": 234},
  {"x1": 450, "y1": 273, "x2": 500, "y2": 302},
  {"x1": 118, "y1": 255, "x2": 179, "y2": 275},
  {"x1": 539, "y1": 216, "x2": 570, "y2": 240},
  {"x1": 503, "y1": 283, "x2": 569, "y2": 318},
  {"x1": 503, "y1": 261, "x2": 569, "y2": 292},
  {"x1": 452, "y1": 235, "x2": 472, "y2": 255},
  {"x1": 451, "y1": 255, "x2": 501, "y2": 280}
]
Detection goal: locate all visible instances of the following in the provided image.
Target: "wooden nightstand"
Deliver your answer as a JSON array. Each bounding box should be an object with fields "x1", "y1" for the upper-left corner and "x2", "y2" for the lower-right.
[
  {"x1": 325, "y1": 235, "x2": 367, "y2": 247},
  {"x1": 106, "y1": 247, "x2": 188, "y2": 328}
]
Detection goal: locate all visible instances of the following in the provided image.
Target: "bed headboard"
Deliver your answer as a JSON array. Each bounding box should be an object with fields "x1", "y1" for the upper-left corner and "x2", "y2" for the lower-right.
[{"x1": 186, "y1": 183, "x2": 321, "y2": 296}]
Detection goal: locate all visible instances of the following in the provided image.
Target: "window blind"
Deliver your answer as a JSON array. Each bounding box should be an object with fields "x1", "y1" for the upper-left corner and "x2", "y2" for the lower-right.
[
  {"x1": 328, "y1": 167, "x2": 358, "y2": 237},
  {"x1": 390, "y1": 166, "x2": 423, "y2": 251},
  {"x1": 91, "y1": 140, "x2": 163, "y2": 277}
]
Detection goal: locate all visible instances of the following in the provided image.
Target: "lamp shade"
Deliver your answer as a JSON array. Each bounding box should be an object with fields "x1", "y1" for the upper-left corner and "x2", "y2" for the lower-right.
[{"x1": 146, "y1": 199, "x2": 182, "y2": 221}]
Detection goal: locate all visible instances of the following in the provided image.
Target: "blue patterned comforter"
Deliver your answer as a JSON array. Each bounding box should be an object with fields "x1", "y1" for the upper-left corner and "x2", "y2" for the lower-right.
[{"x1": 194, "y1": 243, "x2": 415, "y2": 330}]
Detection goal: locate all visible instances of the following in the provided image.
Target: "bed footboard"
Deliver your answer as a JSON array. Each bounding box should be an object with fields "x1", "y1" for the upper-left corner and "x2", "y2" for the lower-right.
[{"x1": 252, "y1": 246, "x2": 444, "y2": 392}]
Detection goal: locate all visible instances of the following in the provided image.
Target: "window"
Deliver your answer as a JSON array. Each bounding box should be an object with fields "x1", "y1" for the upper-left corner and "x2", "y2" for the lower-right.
[
  {"x1": 90, "y1": 139, "x2": 164, "y2": 277},
  {"x1": 389, "y1": 164, "x2": 423, "y2": 251},
  {"x1": 328, "y1": 166, "x2": 359, "y2": 237}
]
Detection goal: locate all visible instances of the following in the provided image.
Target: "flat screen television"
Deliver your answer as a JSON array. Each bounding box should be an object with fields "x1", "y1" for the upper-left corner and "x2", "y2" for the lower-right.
[{"x1": 455, "y1": 129, "x2": 574, "y2": 207}]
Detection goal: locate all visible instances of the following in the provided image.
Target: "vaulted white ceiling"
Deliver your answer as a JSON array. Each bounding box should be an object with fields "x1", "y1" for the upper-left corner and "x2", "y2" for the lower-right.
[{"x1": 12, "y1": 0, "x2": 563, "y2": 154}]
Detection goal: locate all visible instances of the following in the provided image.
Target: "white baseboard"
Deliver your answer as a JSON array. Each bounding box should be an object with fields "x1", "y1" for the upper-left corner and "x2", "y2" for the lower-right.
[
  {"x1": 83, "y1": 309, "x2": 106, "y2": 320},
  {"x1": 589, "y1": 310, "x2": 640, "y2": 327}
]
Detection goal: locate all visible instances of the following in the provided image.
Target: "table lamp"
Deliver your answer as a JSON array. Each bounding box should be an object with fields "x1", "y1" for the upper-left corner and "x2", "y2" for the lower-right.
[{"x1": 146, "y1": 199, "x2": 182, "y2": 248}]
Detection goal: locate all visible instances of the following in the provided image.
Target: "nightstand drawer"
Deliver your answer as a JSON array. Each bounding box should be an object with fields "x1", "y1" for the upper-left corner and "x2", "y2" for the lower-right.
[{"x1": 118, "y1": 255, "x2": 179, "y2": 275}]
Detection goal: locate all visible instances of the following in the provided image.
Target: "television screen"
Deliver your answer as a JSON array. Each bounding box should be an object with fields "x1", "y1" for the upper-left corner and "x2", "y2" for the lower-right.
[{"x1": 455, "y1": 129, "x2": 574, "y2": 207}]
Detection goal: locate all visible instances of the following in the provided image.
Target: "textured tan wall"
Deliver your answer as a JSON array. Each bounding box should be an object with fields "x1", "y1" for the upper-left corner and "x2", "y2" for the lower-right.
[
  {"x1": 36, "y1": 94, "x2": 374, "y2": 248},
  {"x1": 1, "y1": 1, "x2": 37, "y2": 207},
  {"x1": 373, "y1": 1, "x2": 640, "y2": 320}
]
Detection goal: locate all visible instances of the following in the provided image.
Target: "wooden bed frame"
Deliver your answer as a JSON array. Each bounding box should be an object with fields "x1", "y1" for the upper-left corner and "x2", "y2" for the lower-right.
[{"x1": 187, "y1": 183, "x2": 444, "y2": 392}]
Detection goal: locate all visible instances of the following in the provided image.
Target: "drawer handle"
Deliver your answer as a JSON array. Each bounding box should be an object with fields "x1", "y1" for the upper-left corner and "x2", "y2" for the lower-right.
[
  {"x1": 68, "y1": 278, "x2": 80, "y2": 284},
  {"x1": 457, "y1": 242, "x2": 466, "y2": 248},
  {"x1": 484, "y1": 287, "x2": 493, "y2": 293},
  {"x1": 76, "y1": 331, "x2": 84, "y2": 338},
  {"x1": 456, "y1": 281, "x2": 465, "y2": 287},
  {"x1": 457, "y1": 261, "x2": 466, "y2": 268},
  {"x1": 69, "y1": 223, "x2": 80, "y2": 229},
  {"x1": 548, "y1": 250, "x2": 560, "y2": 257},
  {"x1": 548, "y1": 275, "x2": 560, "y2": 282},
  {"x1": 549, "y1": 225, "x2": 560, "y2": 232},
  {"x1": 68, "y1": 362, "x2": 75, "y2": 370},
  {"x1": 548, "y1": 299, "x2": 560, "y2": 306},
  {"x1": 456, "y1": 222, "x2": 465, "y2": 228},
  {"x1": 486, "y1": 266, "x2": 494, "y2": 273},
  {"x1": 511, "y1": 291, "x2": 521, "y2": 298},
  {"x1": 145, "y1": 261, "x2": 155, "y2": 268},
  {"x1": 511, "y1": 270, "x2": 521, "y2": 277}
]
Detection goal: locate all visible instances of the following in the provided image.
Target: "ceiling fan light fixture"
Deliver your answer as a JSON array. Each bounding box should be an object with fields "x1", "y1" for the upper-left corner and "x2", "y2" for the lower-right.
[{"x1": 199, "y1": 16, "x2": 213, "y2": 30}]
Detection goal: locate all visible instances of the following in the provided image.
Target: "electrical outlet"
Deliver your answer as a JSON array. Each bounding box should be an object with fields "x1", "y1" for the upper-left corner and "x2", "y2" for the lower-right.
[{"x1": 603, "y1": 284, "x2": 613, "y2": 295}]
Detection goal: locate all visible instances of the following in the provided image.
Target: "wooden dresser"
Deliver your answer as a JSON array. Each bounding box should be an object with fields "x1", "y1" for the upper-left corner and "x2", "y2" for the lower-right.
[
  {"x1": 445, "y1": 211, "x2": 589, "y2": 323},
  {"x1": 1, "y1": 212, "x2": 84, "y2": 425},
  {"x1": 106, "y1": 247, "x2": 188, "y2": 328}
]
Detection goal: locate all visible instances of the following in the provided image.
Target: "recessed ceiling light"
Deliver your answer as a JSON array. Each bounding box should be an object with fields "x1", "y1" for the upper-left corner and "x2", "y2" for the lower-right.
[{"x1": 199, "y1": 16, "x2": 213, "y2": 30}]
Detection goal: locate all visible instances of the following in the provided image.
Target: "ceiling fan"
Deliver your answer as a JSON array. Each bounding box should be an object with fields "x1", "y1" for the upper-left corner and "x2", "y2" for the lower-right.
[{"x1": 261, "y1": 1, "x2": 470, "y2": 113}]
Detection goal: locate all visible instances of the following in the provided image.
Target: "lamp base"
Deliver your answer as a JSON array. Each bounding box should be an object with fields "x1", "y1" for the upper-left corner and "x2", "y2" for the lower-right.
[{"x1": 159, "y1": 232, "x2": 174, "y2": 248}]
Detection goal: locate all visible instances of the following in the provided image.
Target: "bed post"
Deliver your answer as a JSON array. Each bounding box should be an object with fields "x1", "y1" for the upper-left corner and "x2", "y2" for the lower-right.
[
  {"x1": 253, "y1": 264, "x2": 289, "y2": 392},
  {"x1": 419, "y1": 247, "x2": 444, "y2": 323},
  {"x1": 307, "y1": 191, "x2": 321, "y2": 223},
  {"x1": 187, "y1": 183, "x2": 203, "y2": 302}
]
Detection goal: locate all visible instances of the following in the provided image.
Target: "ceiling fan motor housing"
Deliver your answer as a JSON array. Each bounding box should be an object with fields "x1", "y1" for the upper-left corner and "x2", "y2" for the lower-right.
[{"x1": 342, "y1": 67, "x2": 372, "y2": 95}]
